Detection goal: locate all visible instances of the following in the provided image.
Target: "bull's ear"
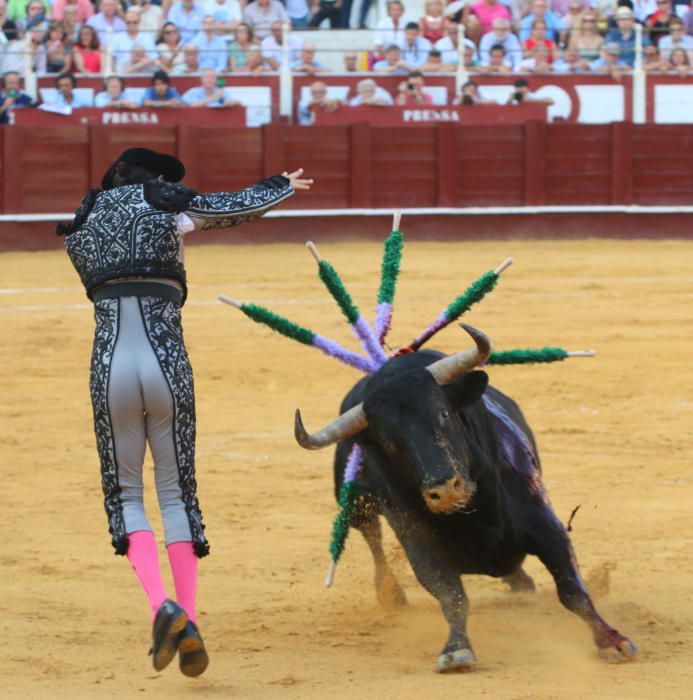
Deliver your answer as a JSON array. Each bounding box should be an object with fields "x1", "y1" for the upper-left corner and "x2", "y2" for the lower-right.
[{"x1": 444, "y1": 370, "x2": 489, "y2": 411}]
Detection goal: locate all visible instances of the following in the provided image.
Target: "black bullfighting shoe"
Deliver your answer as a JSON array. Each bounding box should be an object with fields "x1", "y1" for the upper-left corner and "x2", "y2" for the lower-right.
[
  {"x1": 178, "y1": 620, "x2": 209, "y2": 677},
  {"x1": 151, "y1": 599, "x2": 188, "y2": 672}
]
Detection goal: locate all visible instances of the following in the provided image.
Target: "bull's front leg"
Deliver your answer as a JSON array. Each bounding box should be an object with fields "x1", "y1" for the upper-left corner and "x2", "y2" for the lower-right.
[
  {"x1": 355, "y1": 513, "x2": 407, "y2": 609},
  {"x1": 388, "y1": 513, "x2": 475, "y2": 673},
  {"x1": 529, "y1": 505, "x2": 637, "y2": 663}
]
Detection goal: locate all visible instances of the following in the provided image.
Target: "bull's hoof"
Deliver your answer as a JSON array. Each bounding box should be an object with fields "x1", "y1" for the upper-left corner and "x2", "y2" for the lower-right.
[
  {"x1": 598, "y1": 636, "x2": 637, "y2": 664},
  {"x1": 503, "y1": 567, "x2": 536, "y2": 594},
  {"x1": 376, "y1": 573, "x2": 407, "y2": 610},
  {"x1": 435, "y1": 648, "x2": 476, "y2": 673}
]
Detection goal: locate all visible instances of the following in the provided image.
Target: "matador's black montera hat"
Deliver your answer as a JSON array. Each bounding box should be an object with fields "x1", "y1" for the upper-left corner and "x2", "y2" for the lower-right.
[{"x1": 101, "y1": 148, "x2": 185, "y2": 190}]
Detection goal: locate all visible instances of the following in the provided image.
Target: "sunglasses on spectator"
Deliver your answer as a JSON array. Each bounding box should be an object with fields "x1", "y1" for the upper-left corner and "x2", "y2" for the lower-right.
[
  {"x1": 126, "y1": 20, "x2": 139, "y2": 24},
  {"x1": 583, "y1": 17, "x2": 595, "y2": 22}
]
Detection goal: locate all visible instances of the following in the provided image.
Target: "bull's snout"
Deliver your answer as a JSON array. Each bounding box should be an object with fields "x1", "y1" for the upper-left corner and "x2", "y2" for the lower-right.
[{"x1": 422, "y1": 475, "x2": 475, "y2": 514}]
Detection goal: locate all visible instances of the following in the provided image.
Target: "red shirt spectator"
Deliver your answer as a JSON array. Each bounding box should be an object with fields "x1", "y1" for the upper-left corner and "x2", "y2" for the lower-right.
[
  {"x1": 523, "y1": 19, "x2": 556, "y2": 62},
  {"x1": 647, "y1": 0, "x2": 675, "y2": 46},
  {"x1": 419, "y1": 0, "x2": 446, "y2": 44},
  {"x1": 73, "y1": 25, "x2": 102, "y2": 73}
]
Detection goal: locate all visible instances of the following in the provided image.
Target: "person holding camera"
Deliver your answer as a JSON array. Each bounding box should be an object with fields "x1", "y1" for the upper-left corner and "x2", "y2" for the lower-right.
[
  {"x1": 395, "y1": 70, "x2": 434, "y2": 106},
  {"x1": 505, "y1": 78, "x2": 554, "y2": 105},
  {"x1": 453, "y1": 79, "x2": 495, "y2": 105},
  {"x1": 0, "y1": 70, "x2": 32, "y2": 124}
]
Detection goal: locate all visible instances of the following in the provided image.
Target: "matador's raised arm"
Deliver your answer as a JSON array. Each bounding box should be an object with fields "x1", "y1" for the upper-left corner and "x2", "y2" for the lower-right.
[{"x1": 185, "y1": 175, "x2": 294, "y2": 231}]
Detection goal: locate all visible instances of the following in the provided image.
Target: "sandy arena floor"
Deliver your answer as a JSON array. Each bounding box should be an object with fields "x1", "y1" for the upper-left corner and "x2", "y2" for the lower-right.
[{"x1": 1, "y1": 238, "x2": 692, "y2": 699}]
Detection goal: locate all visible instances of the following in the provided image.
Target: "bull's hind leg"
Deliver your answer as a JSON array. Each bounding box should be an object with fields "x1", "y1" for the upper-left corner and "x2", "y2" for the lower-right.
[
  {"x1": 503, "y1": 564, "x2": 536, "y2": 593},
  {"x1": 356, "y1": 512, "x2": 407, "y2": 609},
  {"x1": 529, "y1": 507, "x2": 637, "y2": 663}
]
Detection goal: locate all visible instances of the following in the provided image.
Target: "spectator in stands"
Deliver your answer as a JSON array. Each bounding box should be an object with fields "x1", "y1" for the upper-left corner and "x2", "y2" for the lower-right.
[
  {"x1": 434, "y1": 19, "x2": 477, "y2": 65},
  {"x1": 668, "y1": 46, "x2": 691, "y2": 73},
  {"x1": 553, "y1": 47, "x2": 591, "y2": 72},
  {"x1": 349, "y1": 78, "x2": 394, "y2": 105},
  {"x1": 234, "y1": 46, "x2": 268, "y2": 72},
  {"x1": 374, "y1": 1, "x2": 411, "y2": 52},
  {"x1": 659, "y1": 17, "x2": 693, "y2": 62},
  {"x1": 685, "y1": 5, "x2": 693, "y2": 36},
  {"x1": 298, "y1": 80, "x2": 341, "y2": 124},
  {"x1": 157, "y1": 22, "x2": 184, "y2": 72},
  {"x1": 87, "y1": 0, "x2": 126, "y2": 48},
  {"x1": 399, "y1": 22, "x2": 432, "y2": 67},
  {"x1": 309, "y1": 0, "x2": 341, "y2": 30},
  {"x1": 204, "y1": 0, "x2": 242, "y2": 37},
  {"x1": 110, "y1": 10, "x2": 158, "y2": 72},
  {"x1": 419, "y1": 48, "x2": 456, "y2": 71},
  {"x1": 192, "y1": 15, "x2": 228, "y2": 71},
  {"x1": 243, "y1": 0, "x2": 289, "y2": 41},
  {"x1": 374, "y1": 43, "x2": 410, "y2": 73},
  {"x1": 73, "y1": 25, "x2": 102, "y2": 74},
  {"x1": 642, "y1": 43, "x2": 669, "y2": 70},
  {"x1": 568, "y1": 11, "x2": 604, "y2": 61},
  {"x1": 466, "y1": 0, "x2": 512, "y2": 43},
  {"x1": 519, "y1": 0, "x2": 565, "y2": 44},
  {"x1": 479, "y1": 43, "x2": 512, "y2": 72},
  {"x1": 395, "y1": 70, "x2": 433, "y2": 106},
  {"x1": 16, "y1": 0, "x2": 48, "y2": 34},
  {"x1": 228, "y1": 22, "x2": 259, "y2": 71},
  {"x1": 27, "y1": 26, "x2": 48, "y2": 72},
  {"x1": 94, "y1": 75, "x2": 139, "y2": 108},
  {"x1": 48, "y1": 72, "x2": 92, "y2": 108},
  {"x1": 130, "y1": 0, "x2": 164, "y2": 35},
  {"x1": 0, "y1": 1, "x2": 19, "y2": 41},
  {"x1": 261, "y1": 19, "x2": 301, "y2": 70},
  {"x1": 292, "y1": 42, "x2": 326, "y2": 73},
  {"x1": 61, "y1": 5, "x2": 78, "y2": 43},
  {"x1": 168, "y1": 0, "x2": 205, "y2": 44},
  {"x1": 183, "y1": 67, "x2": 240, "y2": 106},
  {"x1": 479, "y1": 17, "x2": 522, "y2": 69},
  {"x1": 647, "y1": 1, "x2": 676, "y2": 46},
  {"x1": 123, "y1": 43, "x2": 165, "y2": 72},
  {"x1": 44, "y1": 20, "x2": 72, "y2": 73},
  {"x1": 453, "y1": 79, "x2": 494, "y2": 104},
  {"x1": 172, "y1": 43, "x2": 201, "y2": 73},
  {"x1": 141, "y1": 69, "x2": 184, "y2": 107},
  {"x1": 605, "y1": 6, "x2": 650, "y2": 65},
  {"x1": 560, "y1": 1, "x2": 589, "y2": 37},
  {"x1": 343, "y1": 50, "x2": 359, "y2": 71},
  {"x1": 52, "y1": 0, "x2": 93, "y2": 24},
  {"x1": 516, "y1": 42, "x2": 553, "y2": 72},
  {"x1": 419, "y1": 0, "x2": 446, "y2": 43},
  {"x1": 590, "y1": 42, "x2": 630, "y2": 74},
  {"x1": 0, "y1": 70, "x2": 32, "y2": 124},
  {"x1": 505, "y1": 77, "x2": 554, "y2": 105},
  {"x1": 523, "y1": 19, "x2": 556, "y2": 62}
]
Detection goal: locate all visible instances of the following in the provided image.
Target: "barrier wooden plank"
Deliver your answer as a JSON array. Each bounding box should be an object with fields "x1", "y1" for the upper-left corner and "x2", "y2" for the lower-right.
[{"x1": 0, "y1": 123, "x2": 692, "y2": 214}]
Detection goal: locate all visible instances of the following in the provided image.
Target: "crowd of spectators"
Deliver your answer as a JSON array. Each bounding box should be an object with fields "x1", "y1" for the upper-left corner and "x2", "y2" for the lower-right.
[{"x1": 0, "y1": 0, "x2": 692, "y2": 123}]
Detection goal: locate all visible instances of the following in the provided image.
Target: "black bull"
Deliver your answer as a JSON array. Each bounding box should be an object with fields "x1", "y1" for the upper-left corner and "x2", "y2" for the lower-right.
[{"x1": 295, "y1": 326, "x2": 636, "y2": 672}]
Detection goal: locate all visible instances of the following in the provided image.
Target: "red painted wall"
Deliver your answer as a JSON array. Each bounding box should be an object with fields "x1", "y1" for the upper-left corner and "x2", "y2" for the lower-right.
[{"x1": 1, "y1": 122, "x2": 692, "y2": 215}]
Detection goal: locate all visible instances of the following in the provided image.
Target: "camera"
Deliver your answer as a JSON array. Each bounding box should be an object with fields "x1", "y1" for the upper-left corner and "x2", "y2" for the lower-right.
[
  {"x1": 513, "y1": 91, "x2": 525, "y2": 103},
  {"x1": 407, "y1": 82, "x2": 415, "y2": 91}
]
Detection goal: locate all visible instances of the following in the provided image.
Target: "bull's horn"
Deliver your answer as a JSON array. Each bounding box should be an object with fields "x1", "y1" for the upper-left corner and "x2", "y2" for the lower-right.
[
  {"x1": 294, "y1": 403, "x2": 368, "y2": 450},
  {"x1": 426, "y1": 324, "x2": 492, "y2": 385}
]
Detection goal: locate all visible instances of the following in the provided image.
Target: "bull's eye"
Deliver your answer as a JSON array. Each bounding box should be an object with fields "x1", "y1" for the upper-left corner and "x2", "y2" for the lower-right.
[{"x1": 440, "y1": 409, "x2": 450, "y2": 422}]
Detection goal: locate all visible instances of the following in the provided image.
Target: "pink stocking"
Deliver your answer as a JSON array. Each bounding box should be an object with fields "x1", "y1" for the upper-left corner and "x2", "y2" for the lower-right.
[
  {"x1": 126, "y1": 530, "x2": 168, "y2": 621},
  {"x1": 166, "y1": 541, "x2": 198, "y2": 624}
]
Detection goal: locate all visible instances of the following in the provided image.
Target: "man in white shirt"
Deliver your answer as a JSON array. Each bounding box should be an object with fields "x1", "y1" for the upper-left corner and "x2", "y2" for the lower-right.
[
  {"x1": 260, "y1": 20, "x2": 302, "y2": 70},
  {"x1": 203, "y1": 0, "x2": 242, "y2": 37},
  {"x1": 434, "y1": 20, "x2": 477, "y2": 66},
  {"x1": 479, "y1": 17, "x2": 522, "y2": 69},
  {"x1": 167, "y1": 0, "x2": 205, "y2": 44},
  {"x1": 374, "y1": 0, "x2": 412, "y2": 50},
  {"x1": 243, "y1": 0, "x2": 289, "y2": 41},
  {"x1": 399, "y1": 21, "x2": 431, "y2": 68},
  {"x1": 658, "y1": 16, "x2": 693, "y2": 62},
  {"x1": 109, "y1": 10, "x2": 158, "y2": 73},
  {"x1": 129, "y1": 0, "x2": 164, "y2": 35},
  {"x1": 46, "y1": 73, "x2": 92, "y2": 110},
  {"x1": 191, "y1": 15, "x2": 228, "y2": 71},
  {"x1": 86, "y1": 0, "x2": 126, "y2": 48}
]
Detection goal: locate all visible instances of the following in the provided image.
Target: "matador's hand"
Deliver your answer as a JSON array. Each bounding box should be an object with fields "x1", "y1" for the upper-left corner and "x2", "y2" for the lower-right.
[{"x1": 282, "y1": 168, "x2": 313, "y2": 191}]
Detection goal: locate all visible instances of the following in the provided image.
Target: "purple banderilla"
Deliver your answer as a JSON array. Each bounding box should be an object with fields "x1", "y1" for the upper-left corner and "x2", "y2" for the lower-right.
[
  {"x1": 313, "y1": 335, "x2": 381, "y2": 374},
  {"x1": 344, "y1": 443, "x2": 364, "y2": 482}
]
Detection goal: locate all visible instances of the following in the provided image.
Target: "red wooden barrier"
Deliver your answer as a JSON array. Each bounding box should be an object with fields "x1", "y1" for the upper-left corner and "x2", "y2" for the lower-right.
[{"x1": 1, "y1": 123, "x2": 692, "y2": 215}]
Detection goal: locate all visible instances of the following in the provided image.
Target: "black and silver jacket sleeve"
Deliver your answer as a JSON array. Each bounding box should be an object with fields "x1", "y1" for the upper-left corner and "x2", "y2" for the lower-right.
[{"x1": 185, "y1": 175, "x2": 294, "y2": 231}]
